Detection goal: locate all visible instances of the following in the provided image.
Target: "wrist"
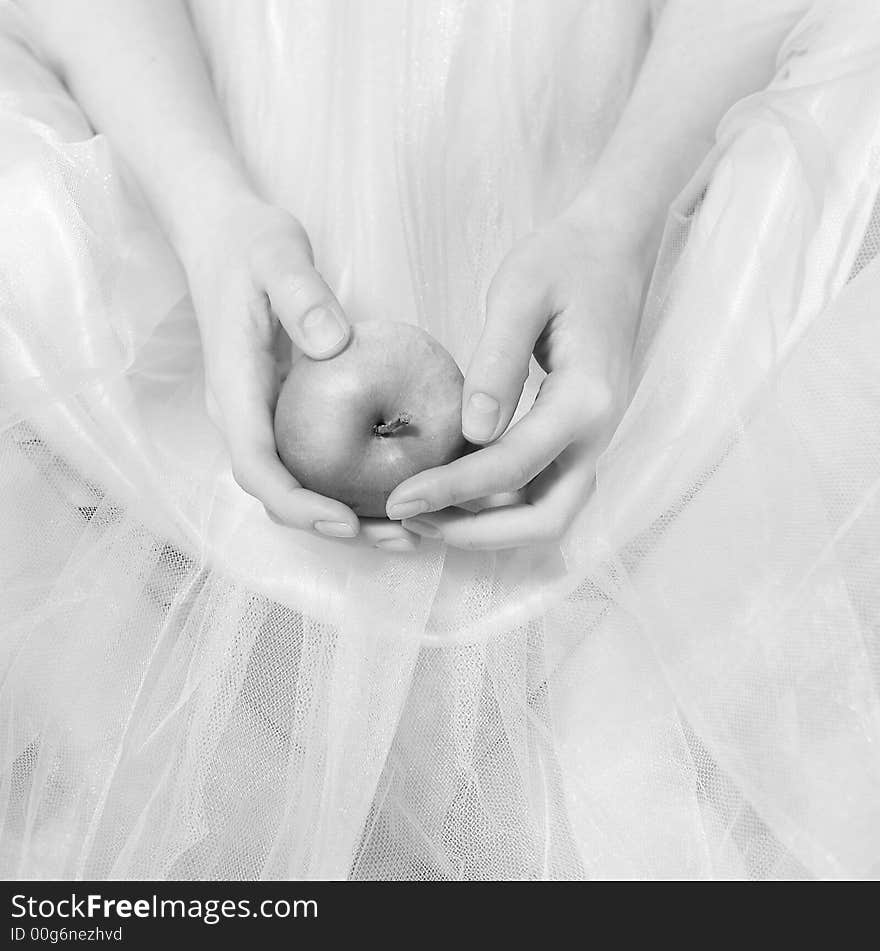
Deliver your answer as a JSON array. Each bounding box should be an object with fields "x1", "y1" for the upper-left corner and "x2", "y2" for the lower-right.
[
  {"x1": 565, "y1": 129, "x2": 713, "y2": 276},
  {"x1": 160, "y1": 151, "x2": 260, "y2": 263},
  {"x1": 563, "y1": 175, "x2": 666, "y2": 275}
]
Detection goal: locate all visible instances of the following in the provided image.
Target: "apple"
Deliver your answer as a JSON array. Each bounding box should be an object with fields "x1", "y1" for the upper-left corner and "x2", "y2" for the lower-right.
[{"x1": 274, "y1": 320, "x2": 468, "y2": 517}]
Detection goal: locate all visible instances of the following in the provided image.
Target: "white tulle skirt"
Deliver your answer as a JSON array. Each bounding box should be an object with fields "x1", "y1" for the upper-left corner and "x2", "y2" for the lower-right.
[{"x1": 2, "y1": 0, "x2": 880, "y2": 879}]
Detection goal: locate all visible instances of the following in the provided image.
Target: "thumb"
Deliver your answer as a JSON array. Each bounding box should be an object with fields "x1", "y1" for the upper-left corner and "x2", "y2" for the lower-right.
[
  {"x1": 255, "y1": 236, "x2": 351, "y2": 360},
  {"x1": 463, "y1": 252, "x2": 548, "y2": 444}
]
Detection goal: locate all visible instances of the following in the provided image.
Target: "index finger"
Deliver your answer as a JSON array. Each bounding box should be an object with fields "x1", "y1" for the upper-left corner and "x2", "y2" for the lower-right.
[
  {"x1": 212, "y1": 341, "x2": 359, "y2": 537},
  {"x1": 386, "y1": 371, "x2": 609, "y2": 517}
]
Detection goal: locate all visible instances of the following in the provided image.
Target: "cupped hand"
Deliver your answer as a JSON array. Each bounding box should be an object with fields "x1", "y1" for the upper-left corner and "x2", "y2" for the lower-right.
[
  {"x1": 179, "y1": 193, "x2": 419, "y2": 552},
  {"x1": 385, "y1": 213, "x2": 646, "y2": 550}
]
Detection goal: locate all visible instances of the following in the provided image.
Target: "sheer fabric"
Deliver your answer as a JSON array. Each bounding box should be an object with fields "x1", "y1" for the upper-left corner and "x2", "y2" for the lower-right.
[{"x1": 1, "y1": 0, "x2": 879, "y2": 879}]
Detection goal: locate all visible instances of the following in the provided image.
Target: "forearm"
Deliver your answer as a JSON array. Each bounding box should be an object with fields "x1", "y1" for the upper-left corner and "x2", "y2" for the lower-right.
[
  {"x1": 570, "y1": 0, "x2": 812, "y2": 268},
  {"x1": 19, "y1": 0, "x2": 252, "y2": 253}
]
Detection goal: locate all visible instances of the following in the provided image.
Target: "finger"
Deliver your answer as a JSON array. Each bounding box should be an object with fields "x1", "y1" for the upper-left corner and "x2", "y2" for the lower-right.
[
  {"x1": 237, "y1": 448, "x2": 359, "y2": 537},
  {"x1": 263, "y1": 510, "x2": 417, "y2": 552},
  {"x1": 213, "y1": 348, "x2": 359, "y2": 537},
  {"x1": 251, "y1": 234, "x2": 351, "y2": 360},
  {"x1": 359, "y1": 518, "x2": 421, "y2": 553},
  {"x1": 403, "y1": 443, "x2": 597, "y2": 551},
  {"x1": 461, "y1": 246, "x2": 551, "y2": 444},
  {"x1": 387, "y1": 370, "x2": 606, "y2": 516}
]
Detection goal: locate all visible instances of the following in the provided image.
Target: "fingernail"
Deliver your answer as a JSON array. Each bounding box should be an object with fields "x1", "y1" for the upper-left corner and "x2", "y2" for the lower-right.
[
  {"x1": 314, "y1": 520, "x2": 357, "y2": 538},
  {"x1": 403, "y1": 517, "x2": 442, "y2": 539},
  {"x1": 376, "y1": 538, "x2": 417, "y2": 553},
  {"x1": 301, "y1": 306, "x2": 346, "y2": 354},
  {"x1": 387, "y1": 499, "x2": 428, "y2": 520},
  {"x1": 462, "y1": 392, "x2": 500, "y2": 443}
]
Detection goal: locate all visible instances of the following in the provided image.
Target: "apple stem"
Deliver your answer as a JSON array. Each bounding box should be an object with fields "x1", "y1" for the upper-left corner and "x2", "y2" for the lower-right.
[{"x1": 373, "y1": 413, "x2": 412, "y2": 437}]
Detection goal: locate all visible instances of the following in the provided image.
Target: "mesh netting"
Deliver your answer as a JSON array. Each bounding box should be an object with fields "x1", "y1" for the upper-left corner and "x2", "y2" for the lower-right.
[{"x1": 1, "y1": 0, "x2": 880, "y2": 880}]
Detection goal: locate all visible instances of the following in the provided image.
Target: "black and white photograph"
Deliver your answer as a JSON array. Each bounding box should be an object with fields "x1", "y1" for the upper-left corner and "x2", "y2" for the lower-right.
[{"x1": 1, "y1": 0, "x2": 879, "y2": 902}]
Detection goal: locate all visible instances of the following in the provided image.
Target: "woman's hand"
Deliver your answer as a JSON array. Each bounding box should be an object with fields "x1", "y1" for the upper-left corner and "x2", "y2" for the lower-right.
[
  {"x1": 381, "y1": 0, "x2": 812, "y2": 553},
  {"x1": 19, "y1": 0, "x2": 421, "y2": 550},
  {"x1": 179, "y1": 192, "x2": 419, "y2": 551},
  {"x1": 384, "y1": 211, "x2": 646, "y2": 550},
  {"x1": 24, "y1": 0, "x2": 808, "y2": 556}
]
